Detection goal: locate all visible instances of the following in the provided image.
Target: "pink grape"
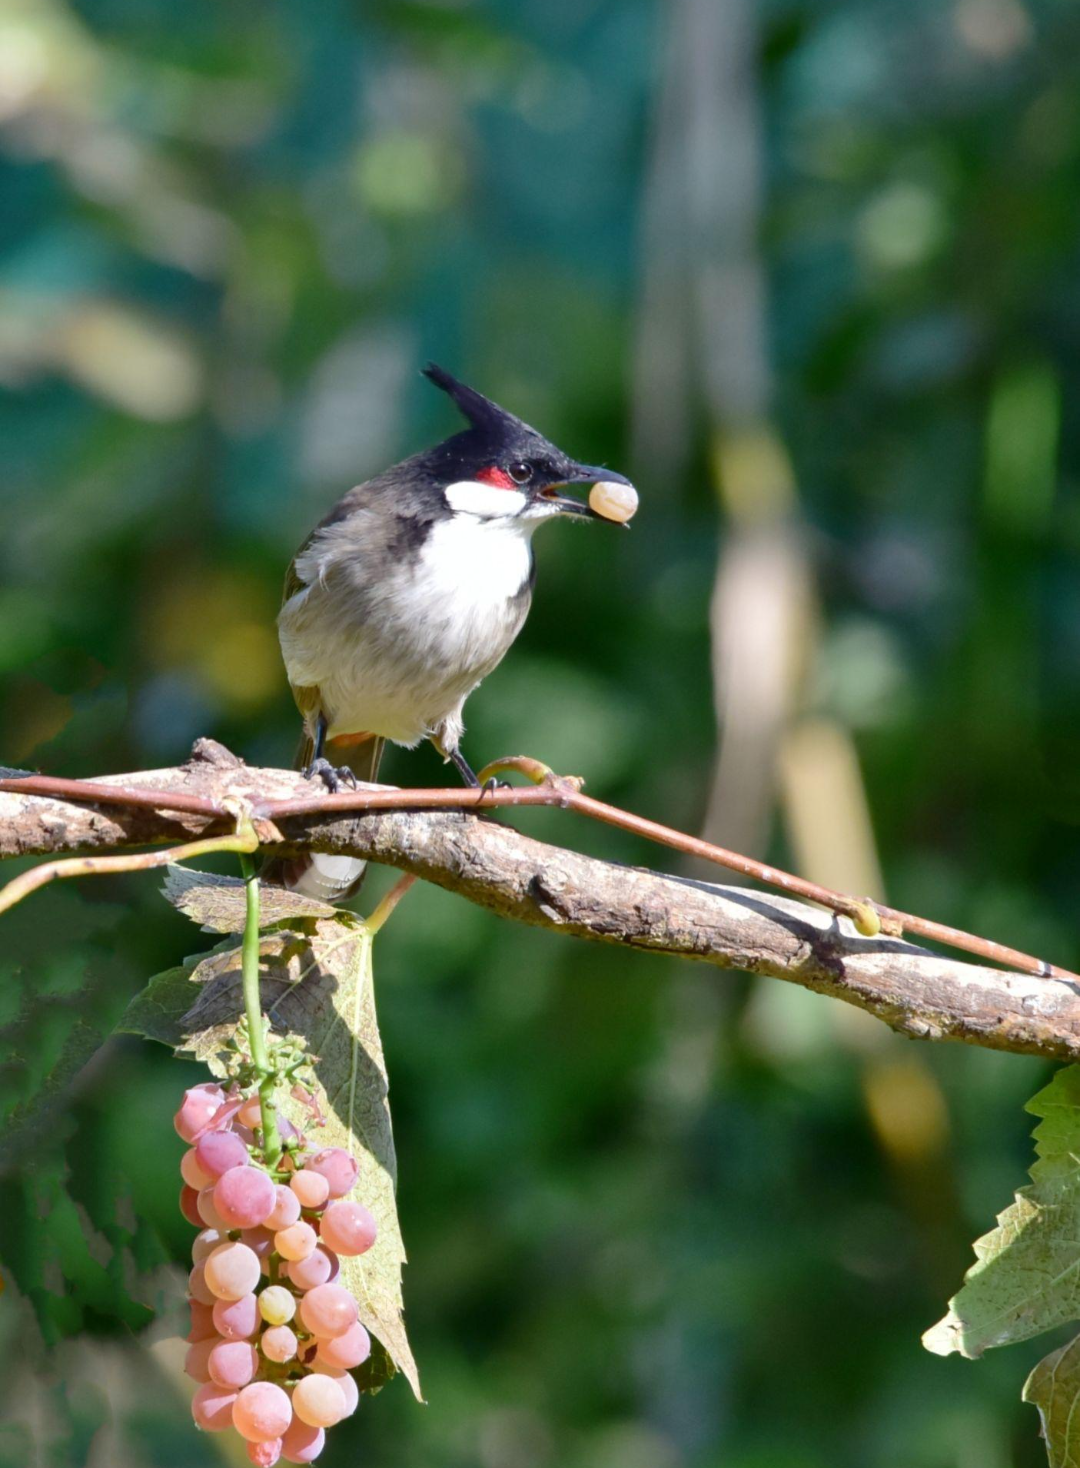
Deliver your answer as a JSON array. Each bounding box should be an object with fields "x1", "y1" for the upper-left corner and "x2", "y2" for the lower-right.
[
  {"x1": 274, "y1": 1221, "x2": 317, "y2": 1262},
  {"x1": 179, "y1": 1185, "x2": 202, "y2": 1227},
  {"x1": 181, "y1": 1079, "x2": 224, "y2": 1112},
  {"x1": 258, "y1": 1286, "x2": 296, "y2": 1326},
  {"x1": 265, "y1": 1185, "x2": 301, "y2": 1231},
  {"x1": 208, "y1": 1339, "x2": 259, "y2": 1389},
  {"x1": 192, "y1": 1228, "x2": 226, "y2": 1263},
  {"x1": 197, "y1": 1186, "x2": 228, "y2": 1230},
  {"x1": 335, "y1": 1369, "x2": 359, "y2": 1418},
  {"x1": 316, "y1": 1320, "x2": 370, "y2": 1370},
  {"x1": 291, "y1": 1372, "x2": 346, "y2": 1428},
  {"x1": 312, "y1": 1366, "x2": 358, "y2": 1417},
  {"x1": 214, "y1": 1166, "x2": 276, "y2": 1229},
  {"x1": 191, "y1": 1382, "x2": 237, "y2": 1432},
  {"x1": 280, "y1": 1419, "x2": 325, "y2": 1464},
  {"x1": 290, "y1": 1169, "x2": 330, "y2": 1209},
  {"x1": 260, "y1": 1324, "x2": 298, "y2": 1362},
  {"x1": 174, "y1": 1084, "x2": 224, "y2": 1143},
  {"x1": 195, "y1": 1128, "x2": 249, "y2": 1179},
  {"x1": 232, "y1": 1382, "x2": 292, "y2": 1444},
  {"x1": 188, "y1": 1263, "x2": 215, "y2": 1307},
  {"x1": 298, "y1": 1283, "x2": 357, "y2": 1339},
  {"x1": 180, "y1": 1148, "x2": 213, "y2": 1190},
  {"x1": 319, "y1": 1200, "x2": 377, "y2": 1257},
  {"x1": 204, "y1": 1242, "x2": 261, "y2": 1301},
  {"x1": 184, "y1": 1337, "x2": 219, "y2": 1383},
  {"x1": 285, "y1": 1247, "x2": 334, "y2": 1292},
  {"x1": 240, "y1": 1227, "x2": 277, "y2": 1262},
  {"x1": 248, "y1": 1441, "x2": 283, "y2": 1467},
  {"x1": 238, "y1": 1096, "x2": 263, "y2": 1129},
  {"x1": 213, "y1": 1292, "x2": 259, "y2": 1340},
  {"x1": 188, "y1": 1300, "x2": 216, "y2": 1341},
  {"x1": 307, "y1": 1148, "x2": 358, "y2": 1199}
]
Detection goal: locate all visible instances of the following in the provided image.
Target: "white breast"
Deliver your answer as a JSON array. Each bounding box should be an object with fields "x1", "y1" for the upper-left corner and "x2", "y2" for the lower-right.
[
  {"x1": 417, "y1": 513, "x2": 534, "y2": 616},
  {"x1": 281, "y1": 511, "x2": 535, "y2": 749}
]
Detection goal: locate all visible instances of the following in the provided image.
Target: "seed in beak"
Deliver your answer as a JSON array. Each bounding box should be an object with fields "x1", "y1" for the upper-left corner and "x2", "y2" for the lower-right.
[{"x1": 588, "y1": 480, "x2": 639, "y2": 524}]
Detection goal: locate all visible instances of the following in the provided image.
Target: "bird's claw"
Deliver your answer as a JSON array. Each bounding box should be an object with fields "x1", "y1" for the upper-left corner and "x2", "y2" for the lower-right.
[
  {"x1": 303, "y1": 757, "x2": 358, "y2": 793},
  {"x1": 480, "y1": 775, "x2": 512, "y2": 795}
]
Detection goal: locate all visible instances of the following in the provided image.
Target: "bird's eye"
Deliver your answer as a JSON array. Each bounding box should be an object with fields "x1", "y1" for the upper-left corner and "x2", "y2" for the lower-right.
[{"x1": 507, "y1": 461, "x2": 532, "y2": 485}]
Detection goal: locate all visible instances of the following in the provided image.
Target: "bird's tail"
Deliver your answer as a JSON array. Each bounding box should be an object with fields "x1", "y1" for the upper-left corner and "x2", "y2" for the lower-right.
[{"x1": 263, "y1": 733, "x2": 385, "y2": 904}]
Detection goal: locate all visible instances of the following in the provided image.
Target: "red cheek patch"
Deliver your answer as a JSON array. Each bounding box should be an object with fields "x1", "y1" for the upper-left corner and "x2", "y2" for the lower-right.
[{"x1": 476, "y1": 465, "x2": 516, "y2": 490}]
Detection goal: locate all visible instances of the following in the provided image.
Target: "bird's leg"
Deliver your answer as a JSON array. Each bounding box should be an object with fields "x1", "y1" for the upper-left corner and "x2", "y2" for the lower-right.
[
  {"x1": 303, "y1": 712, "x2": 358, "y2": 793},
  {"x1": 447, "y1": 747, "x2": 481, "y2": 788},
  {"x1": 447, "y1": 747, "x2": 512, "y2": 794},
  {"x1": 432, "y1": 733, "x2": 508, "y2": 792}
]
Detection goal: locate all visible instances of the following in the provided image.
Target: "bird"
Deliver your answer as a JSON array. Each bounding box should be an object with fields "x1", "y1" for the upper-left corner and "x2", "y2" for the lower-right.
[{"x1": 269, "y1": 362, "x2": 632, "y2": 901}]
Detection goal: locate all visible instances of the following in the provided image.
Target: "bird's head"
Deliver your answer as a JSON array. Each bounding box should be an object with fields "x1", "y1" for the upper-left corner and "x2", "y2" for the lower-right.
[{"x1": 419, "y1": 362, "x2": 631, "y2": 526}]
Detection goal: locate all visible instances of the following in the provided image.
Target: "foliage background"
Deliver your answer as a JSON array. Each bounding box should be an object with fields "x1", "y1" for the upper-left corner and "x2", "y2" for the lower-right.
[{"x1": 1, "y1": 0, "x2": 1078, "y2": 1463}]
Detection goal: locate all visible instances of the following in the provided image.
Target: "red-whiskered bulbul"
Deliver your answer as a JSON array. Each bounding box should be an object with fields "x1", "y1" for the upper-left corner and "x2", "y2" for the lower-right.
[{"x1": 271, "y1": 363, "x2": 632, "y2": 900}]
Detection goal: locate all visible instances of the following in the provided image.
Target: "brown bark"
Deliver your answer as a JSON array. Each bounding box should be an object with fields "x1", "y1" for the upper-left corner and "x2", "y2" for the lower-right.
[{"x1": 2, "y1": 739, "x2": 1078, "y2": 1063}]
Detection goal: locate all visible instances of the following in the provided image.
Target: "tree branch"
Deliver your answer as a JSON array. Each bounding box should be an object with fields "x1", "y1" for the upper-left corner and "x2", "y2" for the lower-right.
[{"x1": 2, "y1": 739, "x2": 1079, "y2": 1062}]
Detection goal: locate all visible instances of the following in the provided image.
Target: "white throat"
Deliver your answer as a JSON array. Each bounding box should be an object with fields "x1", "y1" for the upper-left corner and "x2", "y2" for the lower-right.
[{"x1": 443, "y1": 479, "x2": 528, "y2": 520}]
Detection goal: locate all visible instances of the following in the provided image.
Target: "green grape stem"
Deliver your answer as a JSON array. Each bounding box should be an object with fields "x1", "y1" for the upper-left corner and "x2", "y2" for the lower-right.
[{"x1": 239, "y1": 853, "x2": 282, "y2": 1169}]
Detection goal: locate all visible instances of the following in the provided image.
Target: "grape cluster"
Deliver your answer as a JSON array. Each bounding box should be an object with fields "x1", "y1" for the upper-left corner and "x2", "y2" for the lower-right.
[{"x1": 176, "y1": 1081, "x2": 377, "y2": 1464}]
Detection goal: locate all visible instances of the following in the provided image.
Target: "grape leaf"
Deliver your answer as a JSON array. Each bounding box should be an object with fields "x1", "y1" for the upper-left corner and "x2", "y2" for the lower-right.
[
  {"x1": 118, "y1": 963, "x2": 201, "y2": 1048},
  {"x1": 354, "y1": 1333, "x2": 399, "y2": 1396},
  {"x1": 1024, "y1": 1333, "x2": 1080, "y2": 1467},
  {"x1": 924, "y1": 1066, "x2": 1080, "y2": 1359},
  {"x1": 161, "y1": 866, "x2": 337, "y2": 931},
  {"x1": 119, "y1": 913, "x2": 420, "y2": 1400}
]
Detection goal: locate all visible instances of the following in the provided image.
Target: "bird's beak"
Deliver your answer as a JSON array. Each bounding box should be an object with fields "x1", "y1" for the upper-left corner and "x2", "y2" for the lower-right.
[{"x1": 538, "y1": 464, "x2": 632, "y2": 520}]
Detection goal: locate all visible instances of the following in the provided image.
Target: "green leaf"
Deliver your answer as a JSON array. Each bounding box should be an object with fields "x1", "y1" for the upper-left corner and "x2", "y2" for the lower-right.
[
  {"x1": 117, "y1": 964, "x2": 198, "y2": 1049},
  {"x1": 117, "y1": 927, "x2": 252, "y2": 1050},
  {"x1": 354, "y1": 1333, "x2": 399, "y2": 1396},
  {"x1": 118, "y1": 913, "x2": 421, "y2": 1400},
  {"x1": 924, "y1": 1066, "x2": 1080, "y2": 1359},
  {"x1": 1024, "y1": 1333, "x2": 1080, "y2": 1467},
  {"x1": 161, "y1": 866, "x2": 337, "y2": 932}
]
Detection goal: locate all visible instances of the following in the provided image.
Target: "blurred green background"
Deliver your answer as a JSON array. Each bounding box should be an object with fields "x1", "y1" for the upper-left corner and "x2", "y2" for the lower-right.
[{"x1": 2, "y1": 0, "x2": 1079, "y2": 1462}]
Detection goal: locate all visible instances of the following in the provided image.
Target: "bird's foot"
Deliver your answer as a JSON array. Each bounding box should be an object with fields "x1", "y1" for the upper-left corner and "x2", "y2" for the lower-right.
[{"x1": 303, "y1": 757, "x2": 359, "y2": 793}]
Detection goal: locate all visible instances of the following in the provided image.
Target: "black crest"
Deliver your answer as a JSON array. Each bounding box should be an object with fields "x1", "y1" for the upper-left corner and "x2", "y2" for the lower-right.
[
  {"x1": 423, "y1": 362, "x2": 553, "y2": 450},
  {"x1": 418, "y1": 362, "x2": 588, "y2": 488},
  {"x1": 422, "y1": 363, "x2": 517, "y2": 433}
]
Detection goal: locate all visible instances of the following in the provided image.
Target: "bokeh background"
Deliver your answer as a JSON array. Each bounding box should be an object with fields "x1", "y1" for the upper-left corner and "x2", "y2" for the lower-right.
[{"x1": 1, "y1": 0, "x2": 1078, "y2": 1462}]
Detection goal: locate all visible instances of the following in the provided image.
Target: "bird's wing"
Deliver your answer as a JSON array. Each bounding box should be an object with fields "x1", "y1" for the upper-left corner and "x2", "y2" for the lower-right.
[
  {"x1": 282, "y1": 553, "x2": 307, "y2": 606},
  {"x1": 279, "y1": 532, "x2": 324, "y2": 730}
]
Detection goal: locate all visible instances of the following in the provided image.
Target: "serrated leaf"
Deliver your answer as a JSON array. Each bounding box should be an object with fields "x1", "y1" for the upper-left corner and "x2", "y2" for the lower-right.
[
  {"x1": 1024, "y1": 1333, "x2": 1080, "y2": 1467},
  {"x1": 161, "y1": 866, "x2": 336, "y2": 932},
  {"x1": 117, "y1": 964, "x2": 197, "y2": 1048},
  {"x1": 120, "y1": 913, "x2": 420, "y2": 1400},
  {"x1": 924, "y1": 1066, "x2": 1080, "y2": 1359},
  {"x1": 354, "y1": 1333, "x2": 398, "y2": 1396},
  {"x1": 116, "y1": 931, "x2": 249, "y2": 1050}
]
